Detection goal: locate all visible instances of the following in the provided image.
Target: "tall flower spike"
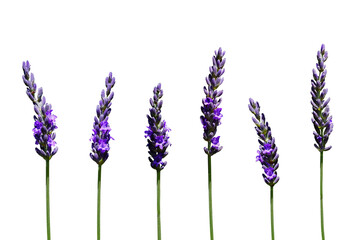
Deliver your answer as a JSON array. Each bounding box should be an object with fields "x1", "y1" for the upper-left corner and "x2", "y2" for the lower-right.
[
  {"x1": 200, "y1": 47, "x2": 226, "y2": 155},
  {"x1": 22, "y1": 60, "x2": 58, "y2": 240},
  {"x1": 311, "y1": 44, "x2": 333, "y2": 151},
  {"x1": 201, "y1": 48, "x2": 226, "y2": 240},
  {"x1": 311, "y1": 44, "x2": 333, "y2": 240},
  {"x1": 90, "y1": 72, "x2": 116, "y2": 165},
  {"x1": 145, "y1": 83, "x2": 171, "y2": 170},
  {"x1": 22, "y1": 60, "x2": 58, "y2": 160},
  {"x1": 248, "y1": 98, "x2": 279, "y2": 186}
]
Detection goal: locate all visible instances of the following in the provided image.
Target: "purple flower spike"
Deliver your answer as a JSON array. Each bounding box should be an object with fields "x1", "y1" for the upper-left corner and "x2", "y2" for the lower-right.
[
  {"x1": 200, "y1": 47, "x2": 226, "y2": 156},
  {"x1": 311, "y1": 44, "x2": 333, "y2": 151},
  {"x1": 249, "y1": 99, "x2": 279, "y2": 186},
  {"x1": 145, "y1": 83, "x2": 171, "y2": 171},
  {"x1": 22, "y1": 61, "x2": 58, "y2": 160},
  {"x1": 90, "y1": 72, "x2": 115, "y2": 165}
]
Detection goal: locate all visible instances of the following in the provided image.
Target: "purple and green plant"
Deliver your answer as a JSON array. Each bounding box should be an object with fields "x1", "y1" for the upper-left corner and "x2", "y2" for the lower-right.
[
  {"x1": 22, "y1": 61, "x2": 58, "y2": 240},
  {"x1": 248, "y1": 98, "x2": 279, "y2": 240},
  {"x1": 200, "y1": 48, "x2": 225, "y2": 240},
  {"x1": 144, "y1": 83, "x2": 171, "y2": 240},
  {"x1": 89, "y1": 72, "x2": 115, "y2": 240},
  {"x1": 310, "y1": 44, "x2": 333, "y2": 240}
]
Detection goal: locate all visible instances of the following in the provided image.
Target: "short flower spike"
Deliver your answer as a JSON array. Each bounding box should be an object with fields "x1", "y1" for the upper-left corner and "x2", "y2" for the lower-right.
[
  {"x1": 200, "y1": 47, "x2": 225, "y2": 155},
  {"x1": 248, "y1": 98, "x2": 279, "y2": 187},
  {"x1": 22, "y1": 60, "x2": 58, "y2": 160},
  {"x1": 90, "y1": 73, "x2": 115, "y2": 166},
  {"x1": 144, "y1": 83, "x2": 171, "y2": 171},
  {"x1": 311, "y1": 44, "x2": 333, "y2": 151}
]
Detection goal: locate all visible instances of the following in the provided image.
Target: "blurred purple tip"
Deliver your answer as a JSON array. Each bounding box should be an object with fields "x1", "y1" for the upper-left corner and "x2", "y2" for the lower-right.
[
  {"x1": 321, "y1": 44, "x2": 325, "y2": 53},
  {"x1": 22, "y1": 60, "x2": 31, "y2": 73}
]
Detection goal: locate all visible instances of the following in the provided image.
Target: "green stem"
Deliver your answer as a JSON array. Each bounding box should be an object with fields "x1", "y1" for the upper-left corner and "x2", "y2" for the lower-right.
[
  {"x1": 207, "y1": 141, "x2": 214, "y2": 240},
  {"x1": 46, "y1": 159, "x2": 51, "y2": 240},
  {"x1": 97, "y1": 164, "x2": 102, "y2": 240},
  {"x1": 270, "y1": 186, "x2": 274, "y2": 240},
  {"x1": 320, "y1": 151, "x2": 325, "y2": 240},
  {"x1": 157, "y1": 169, "x2": 161, "y2": 240}
]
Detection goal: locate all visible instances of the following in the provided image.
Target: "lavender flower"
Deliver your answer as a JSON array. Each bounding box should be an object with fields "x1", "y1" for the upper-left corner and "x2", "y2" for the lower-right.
[
  {"x1": 311, "y1": 44, "x2": 333, "y2": 152},
  {"x1": 145, "y1": 83, "x2": 171, "y2": 171},
  {"x1": 248, "y1": 99, "x2": 279, "y2": 186},
  {"x1": 311, "y1": 44, "x2": 333, "y2": 240},
  {"x1": 200, "y1": 47, "x2": 226, "y2": 155},
  {"x1": 22, "y1": 60, "x2": 58, "y2": 239},
  {"x1": 90, "y1": 73, "x2": 115, "y2": 165},
  {"x1": 22, "y1": 61, "x2": 58, "y2": 160},
  {"x1": 201, "y1": 48, "x2": 226, "y2": 240}
]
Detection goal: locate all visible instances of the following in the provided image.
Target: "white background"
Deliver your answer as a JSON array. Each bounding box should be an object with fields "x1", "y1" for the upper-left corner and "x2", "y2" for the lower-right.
[{"x1": 0, "y1": 0, "x2": 359, "y2": 239}]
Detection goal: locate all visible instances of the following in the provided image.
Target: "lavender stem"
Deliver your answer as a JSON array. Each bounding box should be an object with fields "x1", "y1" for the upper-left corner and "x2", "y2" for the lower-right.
[
  {"x1": 320, "y1": 151, "x2": 325, "y2": 240},
  {"x1": 97, "y1": 164, "x2": 102, "y2": 240},
  {"x1": 46, "y1": 159, "x2": 51, "y2": 240},
  {"x1": 270, "y1": 186, "x2": 274, "y2": 240},
  {"x1": 207, "y1": 141, "x2": 214, "y2": 240},
  {"x1": 157, "y1": 169, "x2": 161, "y2": 240}
]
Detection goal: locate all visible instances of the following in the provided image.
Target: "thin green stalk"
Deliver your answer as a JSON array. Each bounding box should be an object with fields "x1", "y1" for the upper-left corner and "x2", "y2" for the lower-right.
[
  {"x1": 45, "y1": 159, "x2": 51, "y2": 240},
  {"x1": 157, "y1": 169, "x2": 161, "y2": 240},
  {"x1": 207, "y1": 141, "x2": 214, "y2": 240},
  {"x1": 97, "y1": 164, "x2": 102, "y2": 240},
  {"x1": 320, "y1": 151, "x2": 325, "y2": 240},
  {"x1": 270, "y1": 186, "x2": 274, "y2": 240}
]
